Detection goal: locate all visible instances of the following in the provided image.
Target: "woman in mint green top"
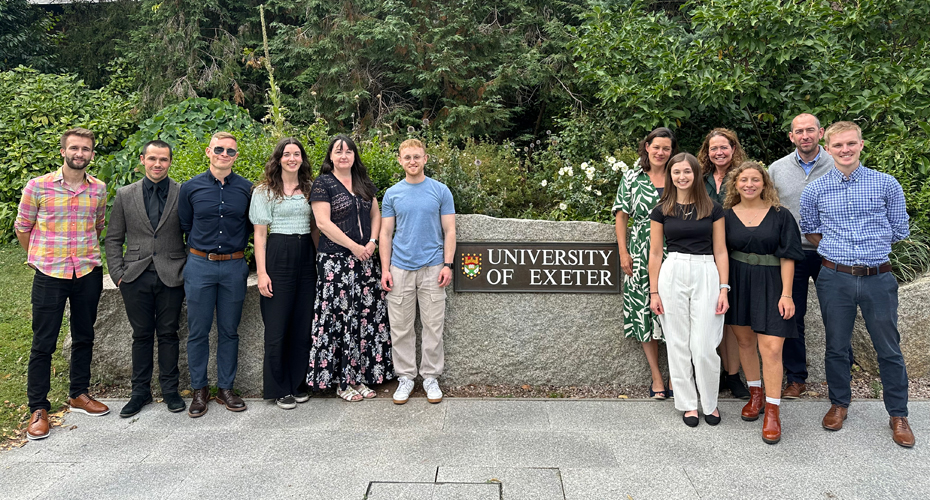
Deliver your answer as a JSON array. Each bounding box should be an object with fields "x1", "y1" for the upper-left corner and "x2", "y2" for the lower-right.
[{"x1": 249, "y1": 137, "x2": 319, "y2": 410}]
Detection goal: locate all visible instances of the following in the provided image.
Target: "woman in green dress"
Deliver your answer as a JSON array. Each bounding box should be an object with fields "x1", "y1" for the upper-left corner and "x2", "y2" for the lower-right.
[
  {"x1": 613, "y1": 127, "x2": 678, "y2": 399},
  {"x1": 697, "y1": 128, "x2": 751, "y2": 399}
]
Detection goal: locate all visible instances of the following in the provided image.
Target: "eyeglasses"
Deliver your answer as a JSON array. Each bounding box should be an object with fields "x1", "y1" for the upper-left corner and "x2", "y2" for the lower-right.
[{"x1": 212, "y1": 147, "x2": 238, "y2": 156}]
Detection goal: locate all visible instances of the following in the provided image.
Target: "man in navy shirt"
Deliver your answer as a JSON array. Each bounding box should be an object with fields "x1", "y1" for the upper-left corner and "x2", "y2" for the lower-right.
[
  {"x1": 800, "y1": 121, "x2": 913, "y2": 447},
  {"x1": 178, "y1": 132, "x2": 252, "y2": 417}
]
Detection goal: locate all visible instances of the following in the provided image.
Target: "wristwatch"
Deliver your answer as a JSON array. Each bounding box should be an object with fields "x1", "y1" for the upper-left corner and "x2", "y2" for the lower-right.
[
  {"x1": 719, "y1": 284, "x2": 731, "y2": 291},
  {"x1": 443, "y1": 262, "x2": 454, "y2": 269},
  {"x1": 369, "y1": 238, "x2": 378, "y2": 245}
]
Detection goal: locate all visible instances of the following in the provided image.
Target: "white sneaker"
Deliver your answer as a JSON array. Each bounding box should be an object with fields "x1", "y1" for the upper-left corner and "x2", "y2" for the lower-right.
[
  {"x1": 393, "y1": 376, "x2": 414, "y2": 405},
  {"x1": 423, "y1": 377, "x2": 443, "y2": 404}
]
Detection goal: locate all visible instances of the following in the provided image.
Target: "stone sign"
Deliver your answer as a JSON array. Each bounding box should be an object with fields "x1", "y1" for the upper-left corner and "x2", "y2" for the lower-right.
[{"x1": 455, "y1": 242, "x2": 620, "y2": 293}]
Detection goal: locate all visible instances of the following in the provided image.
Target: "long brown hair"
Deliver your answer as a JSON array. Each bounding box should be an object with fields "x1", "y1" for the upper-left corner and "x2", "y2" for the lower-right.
[
  {"x1": 257, "y1": 137, "x2": 314, "y2": 201},
  {"x1": 659, "y1": 152, "x2": 714, "y2": 219},
  {"x1": 637, "y1": 127, "x2": 679, "y2": 172},
  {"x1": 722, "y1": 161, "x2": 782, "y2": 210},
  {"x1": 697, "y1": 128, "x2": 748, "y2": 176}
]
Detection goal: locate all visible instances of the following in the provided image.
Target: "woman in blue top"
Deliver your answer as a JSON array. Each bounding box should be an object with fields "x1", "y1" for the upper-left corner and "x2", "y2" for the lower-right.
[{"x1": 250, "y1": 138, "x2": 319, "y2": 410}]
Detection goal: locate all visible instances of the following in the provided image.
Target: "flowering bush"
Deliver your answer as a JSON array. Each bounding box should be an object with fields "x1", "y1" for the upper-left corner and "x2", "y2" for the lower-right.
[{"x1": 531, "y1": 147, "x2": 639, "y2": 222}]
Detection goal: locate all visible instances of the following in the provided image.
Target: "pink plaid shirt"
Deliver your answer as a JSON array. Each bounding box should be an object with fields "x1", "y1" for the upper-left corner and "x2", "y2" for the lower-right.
[{"x1": 14, "y1": 168, "x2": 107, "y2": 279}]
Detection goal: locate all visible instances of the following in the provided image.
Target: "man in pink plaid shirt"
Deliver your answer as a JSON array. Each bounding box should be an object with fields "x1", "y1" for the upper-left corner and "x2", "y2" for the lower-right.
[{"x1": 15, "y1": 128, "x2": 111, "y2": 441}]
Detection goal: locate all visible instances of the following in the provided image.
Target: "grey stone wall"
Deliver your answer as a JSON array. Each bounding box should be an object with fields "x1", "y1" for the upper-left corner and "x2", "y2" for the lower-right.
[{"x1": 67, "y1": 214, "x2": 930, "y2": 395}]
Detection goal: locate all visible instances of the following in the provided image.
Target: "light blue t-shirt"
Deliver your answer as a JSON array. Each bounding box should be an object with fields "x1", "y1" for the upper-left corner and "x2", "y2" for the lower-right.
[{"x1": 381, "y1": 176, "x2": 455, "y2": 271}]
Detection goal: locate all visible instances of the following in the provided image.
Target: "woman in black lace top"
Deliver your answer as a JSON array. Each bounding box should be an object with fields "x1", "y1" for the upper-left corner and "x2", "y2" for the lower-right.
[{"x1": 307, "y1": 135, "x2": 394, "y2": 401}]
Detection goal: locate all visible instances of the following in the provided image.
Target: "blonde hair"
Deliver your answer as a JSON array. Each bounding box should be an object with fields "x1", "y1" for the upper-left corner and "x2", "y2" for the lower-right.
[
  {"x1": 823, "y1": 121, "x2": 862, "y2": 145},
  {"x1": 722, "y1": 161, "x2": 782, "y2": 210},
  {"x1": 399, "y1": 138, "x2": 425, "y2": 153},
  {"x1": 210, "y1": 131, "x2": 236, "y2": 143}
]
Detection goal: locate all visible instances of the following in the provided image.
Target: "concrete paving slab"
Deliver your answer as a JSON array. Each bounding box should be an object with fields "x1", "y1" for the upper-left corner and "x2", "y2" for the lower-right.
[
  {"x1": 367, "y1": 482, "x2": 502, "y2": 500},
  {"x1": 1, "y1": 399, "x2": 927, "y2": 500},
  {"x1": 436, "y1": 467, "x2": 564, "y2": 500},
  {"x1": 443, "y1": 400, "x2": 550, "y2": 431}
]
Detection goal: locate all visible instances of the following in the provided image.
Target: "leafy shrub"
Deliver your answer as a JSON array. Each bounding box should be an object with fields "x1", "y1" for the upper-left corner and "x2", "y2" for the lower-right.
[
  {"x1": 0, "y1": 67, "x2": 138, "y2": 239},
  {"x1": 96, "y1": 97, "x2": 259, "y2": 202}
]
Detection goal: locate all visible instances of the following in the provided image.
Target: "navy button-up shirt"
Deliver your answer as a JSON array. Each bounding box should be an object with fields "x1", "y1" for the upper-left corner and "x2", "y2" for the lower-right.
[{"x1": 178, "y1": 170, "x2": 252, "y2": 254}]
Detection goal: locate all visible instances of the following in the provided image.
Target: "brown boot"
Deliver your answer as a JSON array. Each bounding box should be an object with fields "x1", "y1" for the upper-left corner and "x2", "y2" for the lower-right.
[
  {"x1": 762, "y1": 403, "x2": 781, "y2": 444},
  {"x1": 741, "y1": 386, "x2": 764, "y2": 421}
]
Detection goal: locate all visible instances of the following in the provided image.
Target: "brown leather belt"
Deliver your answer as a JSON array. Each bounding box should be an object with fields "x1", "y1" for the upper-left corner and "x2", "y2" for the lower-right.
[
  {"x1": 190, "y1": 248, "x2": 245, "y2": 261},
  {"x1": 822, "y1": 258, "x2": 892, "y2": 276}
]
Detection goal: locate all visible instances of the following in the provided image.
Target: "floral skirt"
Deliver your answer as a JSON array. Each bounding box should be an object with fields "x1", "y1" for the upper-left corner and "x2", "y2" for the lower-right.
[{"x1": 307, "y1": 252, "x2": 394, "y2": 391}]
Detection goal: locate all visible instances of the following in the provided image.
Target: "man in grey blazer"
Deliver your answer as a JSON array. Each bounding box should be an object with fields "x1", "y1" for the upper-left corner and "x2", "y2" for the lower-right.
[{"x1": 105, "y1": 140, "x2": 187, "y2": 417}]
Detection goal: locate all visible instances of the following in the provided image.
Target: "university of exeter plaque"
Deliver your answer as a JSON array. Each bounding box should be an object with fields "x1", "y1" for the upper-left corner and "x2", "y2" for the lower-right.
[{"x1": 454, "y1": 242, "x2": 621, "y2": 293}]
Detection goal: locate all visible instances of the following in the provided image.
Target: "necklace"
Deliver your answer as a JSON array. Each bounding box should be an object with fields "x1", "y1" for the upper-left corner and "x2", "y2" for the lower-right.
[
  {"x1": 738, "y1": 206, "x2": 768, "y2": 226},
  {"x1": 283, "y1": 184, "x2": 300, "y2": 196},
  {"x1": 678, "y1": 203, "x2": 695, "y2": 219}
]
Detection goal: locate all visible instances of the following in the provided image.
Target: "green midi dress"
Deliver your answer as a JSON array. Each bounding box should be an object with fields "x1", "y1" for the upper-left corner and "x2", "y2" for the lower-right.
[{"x1": 612, "y1": 167, "x2": 665, "y2": 342}]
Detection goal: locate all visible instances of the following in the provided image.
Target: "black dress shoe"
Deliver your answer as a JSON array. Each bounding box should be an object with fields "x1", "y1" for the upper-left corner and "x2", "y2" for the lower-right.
[
  {"x1": 215, "y1": 388, "x2": 247, "y2": 412},
  {"x1": 726, "y1": 373, "x2": 751, "y2": 399},
  {"x1": 705, "y1": 409, "x2": 721, "y2": 426},
  {"x1": 683, "y1": 413, "x2": 699, "y2": 427},
  {"x1": 163, "y1": 392, "x2": 186, "y2": 413},
  {"x1": 120, "y1": 395, "x2": 153, "y2": 418},
  {"x1": 188, "y1": 387, "x2": 210, "y2": 418}
]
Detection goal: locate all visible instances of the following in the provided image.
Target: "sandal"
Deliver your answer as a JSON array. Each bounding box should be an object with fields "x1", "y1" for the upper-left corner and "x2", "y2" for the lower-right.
[
  {"x1": 336, "y1": 387, "x2": 363, "y2": 402},
  {"x1": 649, "y1": 386, "x2": 668, "y2": 400},
  {"x1": 352, "y1": 384, "x2": 377, "y2": 399}
]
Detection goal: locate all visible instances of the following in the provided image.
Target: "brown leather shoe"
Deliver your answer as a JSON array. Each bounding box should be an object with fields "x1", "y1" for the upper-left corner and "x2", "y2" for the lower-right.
[
  {"x1": 782, "y1": 382, "x2": 806, "y2": 399},
  {"x1": 188, "y1": 387, "x2": 210, "y2": 418},
  {"x1": 215, "y1": 388, "x2": 247, "y2": 412},
  {"x1": 68, "y1": 393, "x2": 110, "y2": 416},
  {"x1": 890, "y1": 417, "x2": 915, "y2": 448},
  {"x1": 762, "y1": 403, "x2": 781, "y2": 444},
  {"x1": 26, "y1": 409, "x2": 50, "y2": 440},
  {"x1": 822, "y1": 404, "x2": 848, "y2": 431},
  {"x1": 741, "y1": 386, "x2": 764, "y2": 421}
]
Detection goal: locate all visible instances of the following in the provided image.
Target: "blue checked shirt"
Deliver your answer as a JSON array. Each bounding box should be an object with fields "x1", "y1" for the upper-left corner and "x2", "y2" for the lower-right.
[{"x1": 799, "y1": 165, "x2": 909, "y2": 267}]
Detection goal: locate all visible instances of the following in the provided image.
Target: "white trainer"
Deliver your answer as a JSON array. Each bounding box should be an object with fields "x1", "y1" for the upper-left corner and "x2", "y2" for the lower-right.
[
  {"x1": 393, "y1": 376, "x2": 414, "y2": 405},
  {"x1": 423, "y1": 377, "x2": 443, "y2": 404}
]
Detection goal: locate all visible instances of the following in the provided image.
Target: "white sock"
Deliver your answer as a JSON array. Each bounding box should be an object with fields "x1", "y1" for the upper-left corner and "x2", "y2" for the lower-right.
[
  {"x1": 766, "y1": 397, "x2": 780, "y2": 406},
  {"x1": 747, "y1": 380, "x2": 762, "y2": 388}
]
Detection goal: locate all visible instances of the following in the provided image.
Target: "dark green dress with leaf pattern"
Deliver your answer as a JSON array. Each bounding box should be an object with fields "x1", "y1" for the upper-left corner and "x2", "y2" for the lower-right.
[{"x1": 612, "y1": 168, "x2": 665, "y2": 342}]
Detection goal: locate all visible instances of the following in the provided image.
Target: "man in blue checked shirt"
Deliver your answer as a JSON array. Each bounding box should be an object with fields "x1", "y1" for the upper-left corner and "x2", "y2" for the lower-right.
[{"x1": 799, "y1": 121, "x2": 913, "y2": 448}]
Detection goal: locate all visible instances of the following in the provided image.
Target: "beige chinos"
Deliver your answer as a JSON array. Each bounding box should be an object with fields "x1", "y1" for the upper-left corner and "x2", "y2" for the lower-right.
[
  {"x1": 659, "y1": 252, "x2": 724, "y2": 415},
  {"x1": 386, "y1": 263, "x2": 446, "y2": 379}
]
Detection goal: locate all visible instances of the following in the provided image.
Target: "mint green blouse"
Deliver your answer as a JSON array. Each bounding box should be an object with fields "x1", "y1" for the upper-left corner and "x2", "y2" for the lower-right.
[{"x1": 248, "y1": 186, "x2": 313, "y2": 234}]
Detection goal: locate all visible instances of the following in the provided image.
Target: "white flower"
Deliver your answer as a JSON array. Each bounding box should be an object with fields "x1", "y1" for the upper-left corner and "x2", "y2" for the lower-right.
[
  {"x1": 611, "y1": 164, "x2": 619, "y2": 172},
  {"x1": 566, "y1": 167, "x2": 574, "y2": 177},
  {"x1": 619, "y1": 161, "x2": 630, "y2": 172},
  {"x1": 607, "y1": 156, "x2": 616, "y2": 164},
  {"x1": 585, "y1": 168, "x2": 595, "y2": 180},
  {"x1": 584, "y1": 185, "x2": 592, "y2": 191},
  {"x1": 540, "y1": 180, "x2": 548, "y2": 187},
  {"x1": 559, "y1": 202, "x2": 568, "y2": 210},
  {"x1": 558, "y1": 167, "x2": 565, "y2": 176},
  {"x1": 595, "y1": 189, "x2": 602, "y2": 196},
  {"x1": 580, "y1": 162, "x2": 589, "y2": 169}
]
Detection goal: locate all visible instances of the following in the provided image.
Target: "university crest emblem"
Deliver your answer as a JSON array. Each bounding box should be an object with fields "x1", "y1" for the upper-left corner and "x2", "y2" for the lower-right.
[{"x1": 461, "y1": 253, "x2": 482, "y2": 279}]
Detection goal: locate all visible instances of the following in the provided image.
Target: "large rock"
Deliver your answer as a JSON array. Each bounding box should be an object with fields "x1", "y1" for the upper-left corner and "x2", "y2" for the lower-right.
[{"x1": 66, "y1": 214, "x2": 930, "y2": 395}]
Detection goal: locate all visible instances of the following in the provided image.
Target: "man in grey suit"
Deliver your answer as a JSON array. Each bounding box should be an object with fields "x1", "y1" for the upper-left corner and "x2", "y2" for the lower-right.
[{"x1": 105, "y1": 140, "x2": 187, "y2": 417}]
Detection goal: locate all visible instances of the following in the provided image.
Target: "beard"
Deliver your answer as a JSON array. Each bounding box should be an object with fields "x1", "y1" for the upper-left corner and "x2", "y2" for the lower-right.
[{"x1": 65, "y1": 156, "x2": 89, "y2": 170}]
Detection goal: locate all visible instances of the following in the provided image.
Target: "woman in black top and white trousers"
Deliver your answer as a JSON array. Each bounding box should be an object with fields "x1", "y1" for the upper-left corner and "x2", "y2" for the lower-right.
[{"x1": 648, "y1": 152, "x2": 730, "y2": 427}]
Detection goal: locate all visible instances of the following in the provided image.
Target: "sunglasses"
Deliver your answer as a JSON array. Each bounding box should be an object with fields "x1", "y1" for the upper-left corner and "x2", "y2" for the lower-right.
[{"x1": 212, "y1": 147, "x2": 238, "y2": 156}]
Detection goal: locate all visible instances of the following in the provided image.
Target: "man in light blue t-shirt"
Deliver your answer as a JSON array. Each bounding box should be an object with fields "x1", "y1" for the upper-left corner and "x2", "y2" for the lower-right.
[{"x1": 380, "y1": 139, "x2": 456, "y2": 405}]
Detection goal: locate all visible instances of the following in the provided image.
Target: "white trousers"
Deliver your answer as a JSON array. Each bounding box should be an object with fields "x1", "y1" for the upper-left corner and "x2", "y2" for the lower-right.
[{"x1": 658, "y1": 252, "x2": 724, "y2": 414}]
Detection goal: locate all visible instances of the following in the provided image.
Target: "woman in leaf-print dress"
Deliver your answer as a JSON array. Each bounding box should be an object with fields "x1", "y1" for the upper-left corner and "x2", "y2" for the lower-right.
[
  {"x1": 612, "y1": 127, "x2": 678, "y2": 399},
  {"x1": 307, "y1": 135, "x2": 393, "y2": 402}
]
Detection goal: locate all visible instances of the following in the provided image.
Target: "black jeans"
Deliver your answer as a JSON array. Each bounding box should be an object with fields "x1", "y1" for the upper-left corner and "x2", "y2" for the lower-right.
[
  {"x1": 119, "y1": 269, "x2": 185, "y2": 397},
  {"x1": 260, "y1": 234, "x2": 316, "y2": 399},
  {"x1": 28, "y1": 267, "x2": 103, "y2": 412}
]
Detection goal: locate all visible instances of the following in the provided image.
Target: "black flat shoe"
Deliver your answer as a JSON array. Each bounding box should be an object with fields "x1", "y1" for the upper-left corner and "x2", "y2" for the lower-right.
[
  {"x1": 683, "y1": 413, "x2": 699, "y2": 427},
  {"x1": 705, "y1": 409, "x2": 721, "y2": 426},
  {"x1": 163, "y1": 392, "x2": 186, "y2": 413},
  {"x1": 649, "y1": 386, "x2": 668, "y2": 400},
  {"x1": 120, "y1": 394, "x2": 153, "y2": 418}
]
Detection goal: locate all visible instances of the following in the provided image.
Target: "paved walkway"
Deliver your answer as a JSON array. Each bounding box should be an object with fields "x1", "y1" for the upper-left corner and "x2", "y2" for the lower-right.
[{"x1": 0, "y1": 397, "x2": 927, "y2": 499}]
